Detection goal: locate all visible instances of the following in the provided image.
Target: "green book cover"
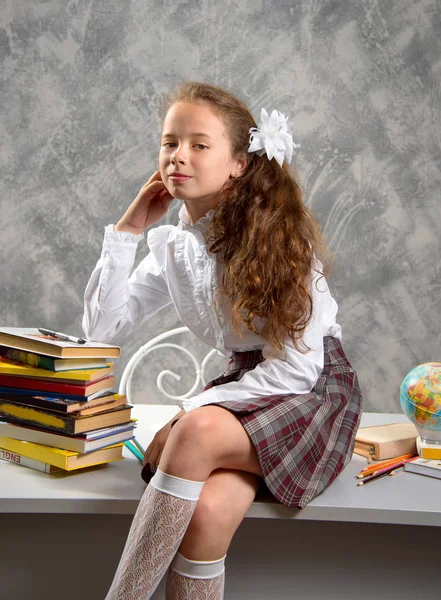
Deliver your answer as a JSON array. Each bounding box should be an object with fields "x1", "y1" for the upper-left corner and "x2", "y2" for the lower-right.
[{"x1": 3, "y1": 347, "x2": 108, "y2": 372}]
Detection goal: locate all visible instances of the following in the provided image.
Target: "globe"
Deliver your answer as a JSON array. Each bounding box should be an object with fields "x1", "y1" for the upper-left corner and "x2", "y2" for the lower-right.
[{"x1": 400, "y1": 362, "x2": 441, "y2": 442}]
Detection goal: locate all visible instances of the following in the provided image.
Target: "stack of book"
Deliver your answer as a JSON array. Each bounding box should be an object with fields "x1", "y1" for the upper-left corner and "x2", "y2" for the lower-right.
[
  {"x1": 403, "y1": 438, "x2": 441, "y2": 480},
  {"x1": 0, "y1": 327, "x2": 136, "y2": 473}
]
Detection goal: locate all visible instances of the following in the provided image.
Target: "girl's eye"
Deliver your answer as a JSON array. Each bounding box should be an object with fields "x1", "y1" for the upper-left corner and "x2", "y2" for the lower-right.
[{"x1": 162, "y1": 142, "x2": 207, "y2": 150}]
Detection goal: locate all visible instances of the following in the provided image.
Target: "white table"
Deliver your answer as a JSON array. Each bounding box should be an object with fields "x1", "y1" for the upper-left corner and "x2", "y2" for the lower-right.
[{"x1": 1, "y1": 407, "x2": 441, "y2": 600}]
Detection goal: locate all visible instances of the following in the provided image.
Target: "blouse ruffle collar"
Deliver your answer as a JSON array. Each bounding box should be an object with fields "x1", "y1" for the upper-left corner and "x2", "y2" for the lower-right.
[{"x1": 178, "y1": 202, "x2": 216, "y2": 231}]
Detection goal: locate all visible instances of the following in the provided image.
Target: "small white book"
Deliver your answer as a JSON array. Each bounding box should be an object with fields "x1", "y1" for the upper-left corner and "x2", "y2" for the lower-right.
[
  {"x1": 0, "y1": 447, "x2": 61, "y2": 473},
  {"x1": 404, "y1": 457, "x2": 441, "y2": 480}
]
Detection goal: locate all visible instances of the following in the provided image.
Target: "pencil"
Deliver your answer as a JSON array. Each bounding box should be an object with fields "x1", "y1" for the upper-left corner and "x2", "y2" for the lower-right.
[
  {"x1": 387, "y1": 456, "x2": 420, "y2": 473},
  {"x1": 124, "y1": 440, "x2": 144, "y2": 464},
  {"x1": 359, "y1": 453, "x2": 414, "y2": 474},
  {"x1": 131, "y1": 438, "x2": 145, "y2": 456},
  {"x1": 388, "y1": 466, "x2": 404, "y2": 476},
  {"x1": 357, "y1": 456, "x2": 419, "y2": 483},
  {"x1": 357, "y1": 471, "x2": 390, "y2": 486},
  {"x1": 356, "y1": 454, "x2": 415, "y2": 478}
]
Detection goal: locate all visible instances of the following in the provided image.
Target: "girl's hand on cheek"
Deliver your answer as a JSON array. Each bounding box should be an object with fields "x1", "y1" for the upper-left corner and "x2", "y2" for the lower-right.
[{"x1": 115, "y1": 170, "x2": 175, "y2": 234}]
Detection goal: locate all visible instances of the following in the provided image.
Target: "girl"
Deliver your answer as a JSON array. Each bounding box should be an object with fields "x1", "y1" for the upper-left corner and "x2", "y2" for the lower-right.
[{"x1": 83, "y1": 81, "x2": 363, "y2": 600}]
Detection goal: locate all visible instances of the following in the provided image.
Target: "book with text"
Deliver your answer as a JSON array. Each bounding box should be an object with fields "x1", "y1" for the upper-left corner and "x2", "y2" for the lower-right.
[
  {"x1": 0, "y1": 328, "x2": 120, "y2": 359},
  {"x1": 0, "y1": 447, "x2": 61, "y2": 473},
  {"x1": 0, "y1": 439, "x2": 124, "y2": 470}
]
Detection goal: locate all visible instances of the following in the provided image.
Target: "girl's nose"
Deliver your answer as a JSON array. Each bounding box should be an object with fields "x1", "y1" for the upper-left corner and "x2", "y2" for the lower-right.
[{"x1": 171, "y1": 153, "x2": 185, "y2": 164}]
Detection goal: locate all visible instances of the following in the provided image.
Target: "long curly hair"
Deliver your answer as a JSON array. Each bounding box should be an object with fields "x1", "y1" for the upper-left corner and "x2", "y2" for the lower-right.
[{"x1": 163, "y1": 82, "x2": 333, "y2": 358}]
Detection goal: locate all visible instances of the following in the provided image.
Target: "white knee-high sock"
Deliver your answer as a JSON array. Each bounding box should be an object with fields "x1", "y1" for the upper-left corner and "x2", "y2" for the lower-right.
[
  {"x1": 166, "y1": 551, "x2": 226, "y2": 599},
  {"x1": 105, "y1": 468, "x2": 205, "y2": 600}
]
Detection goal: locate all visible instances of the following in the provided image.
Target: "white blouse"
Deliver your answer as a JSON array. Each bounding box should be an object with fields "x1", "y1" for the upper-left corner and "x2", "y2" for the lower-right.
[{"x1": 83, "y1": 203, "x2": 342, "y2": 412}]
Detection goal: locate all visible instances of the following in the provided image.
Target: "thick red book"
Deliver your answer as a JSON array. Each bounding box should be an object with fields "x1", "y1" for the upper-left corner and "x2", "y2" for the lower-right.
[{"x1": 0, "y1": 373, "x2": 115, "y2": 396}]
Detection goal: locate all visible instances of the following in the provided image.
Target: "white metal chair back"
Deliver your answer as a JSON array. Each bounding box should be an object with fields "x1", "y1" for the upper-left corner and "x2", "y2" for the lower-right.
[{"x1": 118, "y1": 326, "x2": 223, "y2": 404}]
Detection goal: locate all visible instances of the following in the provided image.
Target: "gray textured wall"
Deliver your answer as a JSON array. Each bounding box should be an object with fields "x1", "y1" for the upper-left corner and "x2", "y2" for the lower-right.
[{"x1": 1, "y1": 0, "x2": 440, "y2": 411}]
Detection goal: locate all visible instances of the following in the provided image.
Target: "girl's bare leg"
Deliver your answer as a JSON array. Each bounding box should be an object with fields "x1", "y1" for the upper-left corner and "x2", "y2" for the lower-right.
[
  {"x1": 104, "y1": 406, "x2": 262, "y2": 600},
  {"x1": 166, "y1": 468, "x2": 261, "y2": 599}
]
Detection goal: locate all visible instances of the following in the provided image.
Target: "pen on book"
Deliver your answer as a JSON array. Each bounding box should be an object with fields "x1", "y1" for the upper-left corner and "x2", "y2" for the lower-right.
[
  {"x1": 38, "y1": 328, "x2": 86, "y2": 345},
  {"x1": 124, "y1": 440, "x2": 144, "y2": 464}
]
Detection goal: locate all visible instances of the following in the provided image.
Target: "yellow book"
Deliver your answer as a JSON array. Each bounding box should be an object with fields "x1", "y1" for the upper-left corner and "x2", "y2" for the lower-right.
[
  {"x1": 0, "y1": 357, "x2": 113, "y2": 383},
  {"x1": 0, "y1": 437, "x2": 124, "y2": 470}
]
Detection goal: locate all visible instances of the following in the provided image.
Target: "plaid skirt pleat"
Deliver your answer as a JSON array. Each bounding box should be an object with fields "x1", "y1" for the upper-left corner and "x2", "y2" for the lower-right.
[{"x1": 203, "y1": 336, "x2": 363, "y2": 508}]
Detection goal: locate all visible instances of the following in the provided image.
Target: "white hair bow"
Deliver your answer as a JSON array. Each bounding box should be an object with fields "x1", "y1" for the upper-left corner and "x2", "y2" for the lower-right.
[{"x1": 248, "y1": 108, "x2": 301, "y2": 167}]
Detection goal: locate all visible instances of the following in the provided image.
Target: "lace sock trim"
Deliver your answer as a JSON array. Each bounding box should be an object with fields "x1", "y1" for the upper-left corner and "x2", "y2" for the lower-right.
[
  {"x1": 104, "y1": 472, "x2": 204, "y2": 600},
  {"x1": 170, "y1": 550, "x2": 226, "y2": 579},
  {"x1": 150, "y1": 466, "x2": 205, "y2": 500},
  {"x1": 166, "y1": 565, "x2": 225, "y2": 599}
]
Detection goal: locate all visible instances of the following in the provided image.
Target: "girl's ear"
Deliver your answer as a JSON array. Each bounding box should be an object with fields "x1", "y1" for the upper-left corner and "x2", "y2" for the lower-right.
[{"x1": 231, "y1": 155, "x2": 248, "y2": 178}]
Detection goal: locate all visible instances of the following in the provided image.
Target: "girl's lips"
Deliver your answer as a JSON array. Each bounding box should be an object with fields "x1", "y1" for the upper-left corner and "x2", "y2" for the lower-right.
[{"x1": 169, "y1": 175, "x2": 192, "y2": 181}]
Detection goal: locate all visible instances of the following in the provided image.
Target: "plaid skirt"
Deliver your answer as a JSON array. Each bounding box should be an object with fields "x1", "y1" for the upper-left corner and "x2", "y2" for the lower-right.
[
  {"x1": 203, "y1": 336, "x2": 363, "y2": 508},
  {"x1": 141, "y1": 336, "x2": 363, "y2": 509}
]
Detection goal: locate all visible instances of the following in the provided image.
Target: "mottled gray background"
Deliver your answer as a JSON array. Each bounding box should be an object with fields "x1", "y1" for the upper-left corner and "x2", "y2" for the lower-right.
[{"x1": 1, "y1": 0, "x2": 440, "y2": 411}]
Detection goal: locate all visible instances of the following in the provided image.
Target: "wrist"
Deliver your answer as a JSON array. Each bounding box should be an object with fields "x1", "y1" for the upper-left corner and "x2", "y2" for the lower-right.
[
  {"x1": 170, "y1": 408, "x2": 186, "y2": 429},
  {"x1": 115, "y1": 222, "x2": 145, "y2": 235}
]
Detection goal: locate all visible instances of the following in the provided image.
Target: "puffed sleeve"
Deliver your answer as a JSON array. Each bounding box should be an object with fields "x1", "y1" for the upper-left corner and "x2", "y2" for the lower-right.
[
  {"x1": 82, "y1": 225, "x2": 173, "y2": 343},
  {"x1": 181, "y1": 264, "x2": 333, "y2": 412}
]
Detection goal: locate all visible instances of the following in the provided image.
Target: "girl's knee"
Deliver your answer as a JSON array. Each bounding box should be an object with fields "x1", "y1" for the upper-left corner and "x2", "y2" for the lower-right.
[
  {"x1": 170, "y1": 408, "x2": 221, "y2": 448},
  {"x1": 190, "y1": 492, "x2": 234, "y2": 532}
]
